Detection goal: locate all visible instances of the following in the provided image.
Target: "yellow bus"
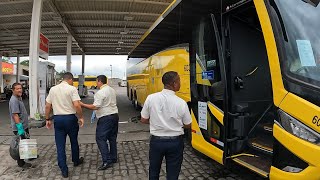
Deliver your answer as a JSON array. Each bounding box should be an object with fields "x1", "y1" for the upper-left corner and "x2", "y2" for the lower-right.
[
  {"x1": 128, "y1": 0, "x2": 320, "y2": 179},
  {"x1": 127, "y1": 44, "x2": 190, "y2": 110},
  {"x1": 73, "y1": 76, "x2": 97, "y2": 89}
]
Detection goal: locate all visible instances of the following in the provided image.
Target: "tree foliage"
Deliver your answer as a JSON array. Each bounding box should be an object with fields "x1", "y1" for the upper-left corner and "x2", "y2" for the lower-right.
[{"x1": 20, "y1": 60, "x2": 29, "y2": 66}]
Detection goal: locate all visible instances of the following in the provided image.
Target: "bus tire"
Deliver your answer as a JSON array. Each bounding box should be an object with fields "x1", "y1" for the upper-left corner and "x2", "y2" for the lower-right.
[{"x1": 130, "y1": 90, "x2": 134, "y2": 102}]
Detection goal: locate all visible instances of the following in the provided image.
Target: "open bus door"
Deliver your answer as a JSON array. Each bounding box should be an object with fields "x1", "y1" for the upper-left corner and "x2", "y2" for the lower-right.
[
  {"x1": 222, "y1": 2, "x2": 274, "y2": 177},
  {"x1": 190, "y1": 14, "x2": 227, "y2": 165}
]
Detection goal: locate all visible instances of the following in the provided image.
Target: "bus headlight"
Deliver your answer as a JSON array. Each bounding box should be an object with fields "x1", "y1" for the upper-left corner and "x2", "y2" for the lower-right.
[{"x1": 278, "y1": 110, "x2": 320, "y2": 145}]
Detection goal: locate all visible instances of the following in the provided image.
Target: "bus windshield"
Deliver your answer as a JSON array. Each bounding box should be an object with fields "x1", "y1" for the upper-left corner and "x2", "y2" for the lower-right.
[{"x1": 272, "y1": 0, "x2": 320, "y2": 89}]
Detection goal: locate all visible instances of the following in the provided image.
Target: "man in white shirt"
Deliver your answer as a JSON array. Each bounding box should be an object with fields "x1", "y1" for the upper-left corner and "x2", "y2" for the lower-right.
[
  {"x1": 80, "y1": 75, "x2": 119, "y2": 171},
  {"x1": 45, "y1": 72, "x2": 84, "y2": 178},
  {"x1": 141, "y1": 71, "x2": 192, "y2": 180}
]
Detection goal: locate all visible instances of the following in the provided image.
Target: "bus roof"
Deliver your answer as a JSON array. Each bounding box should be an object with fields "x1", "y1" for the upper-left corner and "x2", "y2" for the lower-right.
[{"x1": 128, "y1": 0, "x2": 240, "y2": 59}]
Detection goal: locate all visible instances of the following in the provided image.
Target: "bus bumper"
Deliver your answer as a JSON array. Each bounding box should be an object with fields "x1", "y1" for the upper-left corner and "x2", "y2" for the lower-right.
[{"x1": 270, "y1": 124, "x2": 320, "y2": 180}]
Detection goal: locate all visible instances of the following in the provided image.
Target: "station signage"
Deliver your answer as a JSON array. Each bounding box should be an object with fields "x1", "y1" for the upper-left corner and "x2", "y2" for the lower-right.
[
  {"x1": 2, "y1": 62, "x2": 14, "y2": 74},
  {"x1": 39, "y1": 33, "x2": 49, "y2": 60}
]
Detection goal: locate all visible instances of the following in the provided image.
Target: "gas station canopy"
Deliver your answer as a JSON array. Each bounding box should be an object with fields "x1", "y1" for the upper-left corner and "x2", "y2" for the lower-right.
[{"x1": 0, "y1": 0, "x2": 173, "y2": 56}]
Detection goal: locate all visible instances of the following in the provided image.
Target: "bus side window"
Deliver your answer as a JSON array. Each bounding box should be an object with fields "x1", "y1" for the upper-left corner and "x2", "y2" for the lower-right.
[{"x1": 196, "y1": 18, "x2": 224, "y2": 110}]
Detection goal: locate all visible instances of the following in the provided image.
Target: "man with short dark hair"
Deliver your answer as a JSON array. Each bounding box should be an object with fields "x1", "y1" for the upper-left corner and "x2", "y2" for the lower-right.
[
  {"x1": 80, "y1": 75, "x2": 119, "y2": 170},
  {"x1": 141, "y1": 71, "x2": 192, "y2": 180},
  {"x1": 9, "y1": 82, "x2": 31, "y2": 168},
  {"x1": 45, "y1": 72, "x2": 84, "y2": 178}
]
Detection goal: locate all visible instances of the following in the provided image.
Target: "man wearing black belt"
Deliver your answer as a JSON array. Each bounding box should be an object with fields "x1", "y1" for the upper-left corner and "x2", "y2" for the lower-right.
[
  {"x1": 141, "y1": 71, "x2": 192, "y2": 180},
  {"x1": 80, "y1": 75, "x2": 119, "y2": 170},
  {"x1": 45, "y1": 72, "x2": 84, "y2": 178}
]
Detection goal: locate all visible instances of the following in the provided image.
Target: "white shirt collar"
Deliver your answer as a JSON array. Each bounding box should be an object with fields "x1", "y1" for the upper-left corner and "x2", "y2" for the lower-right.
[
  {"x1": 161, "y1": 89, "x2": 175, "y2": 95},
  {"x1": 100, "y1": 84, "x2": 108, "y2": 89}
]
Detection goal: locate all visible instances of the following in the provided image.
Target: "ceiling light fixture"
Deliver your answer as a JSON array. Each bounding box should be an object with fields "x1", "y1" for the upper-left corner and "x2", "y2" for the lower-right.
[
  {"x1": 124, "y1": 16, "x2": 134, "y2": 21},
  {"x1": 120, "y1": 31, "x2": 128, "y2": 35}
]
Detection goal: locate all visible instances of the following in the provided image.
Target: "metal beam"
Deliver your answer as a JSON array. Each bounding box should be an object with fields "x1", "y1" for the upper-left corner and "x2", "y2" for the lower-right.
[
  {"x1": 81, "y1": 51, "x2": 129, "y2": 55},
  {"x1": 76, "y1": 34, "x2": 141, "y2": 39},
  {"x1": 66, "y1": 34, "x2": 72, "y2": 72},
  {"x1": 0, "y1": 42, "x2": 73, "y2": 47},
  {"x1": 0, "y1": 42, "x2": 91, "y2": 48},
  {"x1": 83, "y1": 46, "x2": 133, "y2": 49},
  {"x1": 81, "y1": 53, "x2": 85, "y2": 75},
  {"x1": 49, "y1": 52, "x2": 128, "y2": 55},
  {"x1": 82, "y1": 42, "x2": 136, "y2": 45},
  {"x1": 79, "y1": 38, "x2": 138, "y2": 42},
  {"x1": 47, "y1": 0, "x2": 84, "y2": 52},
  {"x1": 0, "y1": 32, "x2": 30, "y2": 37},
  {"x1": 69, "y1": 20, "x2": 153, "y2": 26},
  {"x1": 75, "y1": 32, "x2": 145, "y2": 36},
  {"x1": 0, "y1": 0, "x2": 33, "y2": 5},
  {"x1": 62, "y1": 11, "x2": 158, "y2": 17},
  {"x1": 0, "y1": 33, "x2": 143, "y2": 39},
  {"x1": 0, "y1": 21, "x2": 57, "y2": 26},
  {"x1": 76, "y1": 32, "x2": 142, "y2": 38},
  {"x1": 3, "y1": 27, "x2": 145, "y2": 32},
  {"x1": 54, "y1": 0, "x2": 171, "y2": 6},
  {"x1": 0, "y1": 36, "x2": 30, "y2": 41},
  {"x1": 1, "y1": 39, "x2": 66, "y2": 44},
  {"x1": 0, "y1": 38, "x2": 139, "y2": 45},
  {"x1": 73, "y1": 27, "x2": 147, "y2": 32},
  {"x1": 1, "y1": 40, "x2": 30, "y2": 45},
  {"x1": 0, "y1": 27, "x2": 65, "y2": 33},
  {"x1": 16, "y1": 53, "x2": 20, "y2": 83},
  {"x1": 0, "y1": 31, "x2": 144, "y2": 38},
  {"x1": 0, "y1": 12, "x2": 55, "y2": 18},
  {"x1": 0, "y1": 44, "x2": 78, "y2": 50}
]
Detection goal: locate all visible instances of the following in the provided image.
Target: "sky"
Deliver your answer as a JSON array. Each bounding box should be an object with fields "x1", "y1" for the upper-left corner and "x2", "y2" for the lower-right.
[{"x1": 8, "y1": 55, "x2": 131, "y2": 79}]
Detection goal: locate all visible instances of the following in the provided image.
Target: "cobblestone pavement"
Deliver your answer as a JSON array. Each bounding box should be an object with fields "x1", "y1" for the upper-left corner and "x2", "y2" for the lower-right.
[
  {"x1": 0, "y1": 140, "x2": 263, "y2": 180},
  {"x1": 0, "y1": 87, "x2": 264, "y2": 180}
]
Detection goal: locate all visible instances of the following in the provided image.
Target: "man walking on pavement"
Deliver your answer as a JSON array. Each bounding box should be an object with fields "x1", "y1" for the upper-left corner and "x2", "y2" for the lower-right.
[
  {"x1": 141, "y1": 71, "x2": 192, "y2": 180},
  {"x1": 80, "y1": 75, "x2": 119, "y2": 170},
  {"x1": 45, "y1": 72, "x2": 84, "y2": 178},
  {"x1": 9, "y1": 83, "x2": 32, "y2": 168}
]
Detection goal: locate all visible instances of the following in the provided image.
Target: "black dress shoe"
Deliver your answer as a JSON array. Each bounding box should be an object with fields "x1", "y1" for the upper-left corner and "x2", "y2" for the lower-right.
[
  {"x1": 74, "y1": 157, "x2": 84, "y2": 167},
  {"x1": 98, "y1": 163, "x2": 112, "y2": 170},
  {"x1": 62, "y1": 171, "x2": 68, "y2": 178}
]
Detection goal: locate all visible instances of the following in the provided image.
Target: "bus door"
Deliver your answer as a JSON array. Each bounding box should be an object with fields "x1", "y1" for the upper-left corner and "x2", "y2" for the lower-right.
[
  {"x1": 190, "y1": 14, "x2": 226, "y2": 164},
  {"x1": 223, "y1": 2, "x2": 274, "y2": 177}
]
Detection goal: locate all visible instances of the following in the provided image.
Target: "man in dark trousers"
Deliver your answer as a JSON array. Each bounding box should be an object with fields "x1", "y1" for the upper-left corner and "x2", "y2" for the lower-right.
[
  {"x1": 9, "y1": 82, "x2": 31, "y2": 168},
  {"x1": 45, "y1": 72, "x2": 84, "y2": 178},
  {"x1": 80, "y1": 75, "x2": 119, "y2": 170},
  {"x1": 141, "y1": 71, "x2": 192, "y2": 180}
]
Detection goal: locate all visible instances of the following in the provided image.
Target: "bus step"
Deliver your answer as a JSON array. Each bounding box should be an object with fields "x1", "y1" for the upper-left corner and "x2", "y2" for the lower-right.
[
  {"x1": 233, "y1": 155, "x2": 271, "y2": 178},
  {"x1": 248, "y1": 135, "x2": 273, "y2": 155}
]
